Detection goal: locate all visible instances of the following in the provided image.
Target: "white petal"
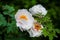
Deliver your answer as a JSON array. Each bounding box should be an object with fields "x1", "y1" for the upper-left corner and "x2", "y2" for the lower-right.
[
  {"x1": 29, "y1": 4, "x2": 47, "y2": 17},
  {"x1": 15, "y1": 9, "x2": 34, "y2": 31},
  {"x1": 27, "y1": 24, "x2": 43, "y2": 37}
]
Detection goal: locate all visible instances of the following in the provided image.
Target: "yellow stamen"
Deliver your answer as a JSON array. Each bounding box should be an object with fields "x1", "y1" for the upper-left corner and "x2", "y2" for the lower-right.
[
  {"x1": 19, "y1": 15, "x2": 28, "y2": 20},
  {"x1": 34, "y1": 23, "x2": 41, "y2": 31}
]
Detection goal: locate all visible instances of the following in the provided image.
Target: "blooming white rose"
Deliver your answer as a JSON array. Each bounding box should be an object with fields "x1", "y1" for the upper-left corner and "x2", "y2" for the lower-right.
[
  {"x1": 29, "y1": 4, "x2": 47, "y2": 17},
  {"x1": 27, "y1": 22, "x2": 43, "y2": 37},
  {"x1": 15, "y1": 9, "x2": 34, "y2": 31}
]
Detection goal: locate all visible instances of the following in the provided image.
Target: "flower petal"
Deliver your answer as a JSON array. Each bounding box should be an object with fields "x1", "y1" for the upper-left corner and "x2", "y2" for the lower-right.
[
  {"x1": 27, "y1": 22, "x2": 43, "y2": 37},
  {"x1": 29, "y1": 4, "x2": 47, "y2": 17},
  {"x1": 15, "y1": 9, "x2": 34, "y2": 31}
]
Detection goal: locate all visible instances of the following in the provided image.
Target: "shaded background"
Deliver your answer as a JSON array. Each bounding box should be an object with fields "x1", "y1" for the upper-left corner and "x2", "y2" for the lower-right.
[{"x1": 0, "y1": 0, "x2": 60, "y2": 40}]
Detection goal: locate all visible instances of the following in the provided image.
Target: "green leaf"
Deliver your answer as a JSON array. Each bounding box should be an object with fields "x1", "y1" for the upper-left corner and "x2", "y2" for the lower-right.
[
  {"x1": 43, "y1": 28, "x2": 49, "y2": 37},
  {"x1": 55, "y1": 29, "x2": 60, "y2": 33},
  {"x1": 3, "y1": 5, "x2": 15, "y2": 15},
  {"x1": 0, "y1": 14, "x2": 7, "y2": 26},
  {"x1": 3, "y1": 5, "x2": 15, "y2": 12},
  {"x1": 48, "y1": 34, "x2": 53, "y2": 40},
  {"x1": 7, "y1": 21, "x2": 18, "y2": 34}
]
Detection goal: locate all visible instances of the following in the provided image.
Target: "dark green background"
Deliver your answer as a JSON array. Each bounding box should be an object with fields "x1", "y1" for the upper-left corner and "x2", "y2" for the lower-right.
[{"x1": 0, "y1": 0, "x2": 60, "y2": 40}]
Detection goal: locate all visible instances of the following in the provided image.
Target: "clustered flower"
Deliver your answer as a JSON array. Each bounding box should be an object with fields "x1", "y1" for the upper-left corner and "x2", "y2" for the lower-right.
[{"x1": 15, "y1": 4, "x2": 47, "y2": 37}]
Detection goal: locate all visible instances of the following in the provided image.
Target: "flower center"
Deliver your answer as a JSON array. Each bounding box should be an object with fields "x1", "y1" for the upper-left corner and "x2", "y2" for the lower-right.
[
  {"x1": 19, "y1": 15, "x2": 28, "y2": 21},
  {"x1": 34, "y1": 23, "x2": 41, "y2": 31}
]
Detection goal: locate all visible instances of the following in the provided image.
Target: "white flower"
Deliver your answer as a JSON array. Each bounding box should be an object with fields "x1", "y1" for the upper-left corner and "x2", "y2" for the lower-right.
[
  {"x1": 15, "y1": 9, "x2": 34, "y2": 31},
  {"x1": 27, "y1": 22, "x2": 43, "y2": 37},
  {"x1": 29, "y1": 4, "x2": 47, "y2": 17}
]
